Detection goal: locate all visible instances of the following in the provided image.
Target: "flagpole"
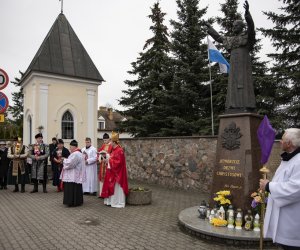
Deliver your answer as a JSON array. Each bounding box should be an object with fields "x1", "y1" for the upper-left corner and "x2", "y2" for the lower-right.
[{"x1": 207, "y1": 36, "x2": 215, "y2": 136}]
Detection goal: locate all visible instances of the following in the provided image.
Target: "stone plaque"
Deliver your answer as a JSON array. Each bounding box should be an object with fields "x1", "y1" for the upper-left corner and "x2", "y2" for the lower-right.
[{"x1": 210, "y1": 113, "x2": 262, "y2": 211}]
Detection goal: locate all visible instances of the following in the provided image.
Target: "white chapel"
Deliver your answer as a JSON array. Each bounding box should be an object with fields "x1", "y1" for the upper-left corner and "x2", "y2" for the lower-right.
[{"x1": 20, "y1": 13, "x2": 104, "y2": 146}]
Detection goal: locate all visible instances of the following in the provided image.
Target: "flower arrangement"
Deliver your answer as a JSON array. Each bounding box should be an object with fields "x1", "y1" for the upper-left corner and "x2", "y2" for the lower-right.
[
  {"x1": 211, "y1": 218, "x2": 228, "y2": 227},
  {"x1": 213, "y1": 190, "x2": 231, "y2": 206},
  {"x1": 34, "y1": 144, "x2": 41, "y2": 156},
  {"x1": 250, "y1": 190, "x2": 268, "y2": 214}
]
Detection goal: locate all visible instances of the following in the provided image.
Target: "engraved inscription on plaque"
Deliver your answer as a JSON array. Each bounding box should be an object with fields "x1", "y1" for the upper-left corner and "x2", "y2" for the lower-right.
[{"x1": 217, "y1": 158, "x2": 243, "y2": 189}]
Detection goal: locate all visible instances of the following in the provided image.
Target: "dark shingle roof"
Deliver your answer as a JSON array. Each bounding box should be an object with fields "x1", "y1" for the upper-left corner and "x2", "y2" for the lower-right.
[
  {"x1": 98, "y1": 109, "x2": 125, "y2": 131},
  {"x1": 21, "y1": 13, "x2": 104, "y2": 83}
]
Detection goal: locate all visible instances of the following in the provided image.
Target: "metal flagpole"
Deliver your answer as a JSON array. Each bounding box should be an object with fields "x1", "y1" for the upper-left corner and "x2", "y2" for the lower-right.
[{"x1": 207, "y1": 36, "x2": 215, "y2": 136}]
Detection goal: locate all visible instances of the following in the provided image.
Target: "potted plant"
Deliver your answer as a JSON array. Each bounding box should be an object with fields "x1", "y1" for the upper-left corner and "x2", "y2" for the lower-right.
[{"x1": 127, "y1": 186, "x2": 152, "y2": 205}]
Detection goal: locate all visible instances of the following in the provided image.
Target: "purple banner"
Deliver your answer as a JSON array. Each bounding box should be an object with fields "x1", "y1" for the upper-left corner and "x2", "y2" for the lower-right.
[{"x1": 257, "y1": 115, "x2": 276, "y2": 164}]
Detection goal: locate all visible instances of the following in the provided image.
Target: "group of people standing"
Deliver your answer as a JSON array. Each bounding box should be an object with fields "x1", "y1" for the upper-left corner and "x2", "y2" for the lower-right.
[
  {"x1": 0, "y1": 131, "x2": 129, "y2": 209},
  {"x1": 0, "y1": 134, "x2": 48, "y2": 193}
]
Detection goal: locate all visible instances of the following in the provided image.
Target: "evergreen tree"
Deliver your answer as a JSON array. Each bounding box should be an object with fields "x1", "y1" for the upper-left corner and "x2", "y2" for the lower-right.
[
  {"x1": 118, "y1": 2, "x2": 173, "y2": 136},
  {"x1": 7, "y1": 71, "x2": 24, "y2": 136},
  {"x1": 251, "y1": 40, "x2": 281, "y2": 130},
  {"x1": 169, "y1": 0, "x2": 211, "y2": 135},
  {"x1": 260, "y1": 0, "x2": 300, "y2": 128}
]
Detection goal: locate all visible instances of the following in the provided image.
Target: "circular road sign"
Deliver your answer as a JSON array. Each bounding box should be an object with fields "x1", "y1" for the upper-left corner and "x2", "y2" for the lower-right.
[
  {"x1": 0, "y1": 68, "x2": 9, "y2": 90},
  {"x1": 0, "y1": 92, "x2": 9, "y2": 113}
]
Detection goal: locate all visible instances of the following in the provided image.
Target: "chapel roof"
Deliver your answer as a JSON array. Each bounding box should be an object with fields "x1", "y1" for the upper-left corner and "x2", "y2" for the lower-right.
[{"x1": 21, "y1": 13, "x2": 104, "y2": 83}]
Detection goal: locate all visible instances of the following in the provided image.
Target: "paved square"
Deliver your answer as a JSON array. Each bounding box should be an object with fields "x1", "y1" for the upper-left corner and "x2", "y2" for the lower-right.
[{"x1": 0, "y1": 181, "x2": 279, "y2": 250}]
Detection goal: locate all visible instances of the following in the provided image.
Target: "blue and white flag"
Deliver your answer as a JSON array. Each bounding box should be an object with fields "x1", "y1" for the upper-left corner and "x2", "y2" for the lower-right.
[{"x1": 207, "y1": 37, "x2": 230, "y2": 74}]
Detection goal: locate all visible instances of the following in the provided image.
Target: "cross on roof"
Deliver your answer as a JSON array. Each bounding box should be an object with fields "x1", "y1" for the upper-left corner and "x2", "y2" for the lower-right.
[{"x1": 60, "y1": 0, "x2": 63, "y2": 14}]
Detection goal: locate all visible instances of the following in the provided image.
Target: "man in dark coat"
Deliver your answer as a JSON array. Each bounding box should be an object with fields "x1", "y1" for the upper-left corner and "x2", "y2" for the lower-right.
[
  {"x1": 0, "y1": 141, "x2": 10, "y2": 190},
  {"x1": 49, "y1": 137, "x2": 57, "y2": 180},
  {"x1": 29, "y1": 133, "x2": 49, "y2": 193},
  {"x1": 52, "y1": 139, "x2": 70, "y2": 192}
]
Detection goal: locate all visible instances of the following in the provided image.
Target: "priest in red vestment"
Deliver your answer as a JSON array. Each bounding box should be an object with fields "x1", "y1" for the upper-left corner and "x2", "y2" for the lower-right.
[{"x1": 101, "y1": 131, "x2": 128, "y2": 208}]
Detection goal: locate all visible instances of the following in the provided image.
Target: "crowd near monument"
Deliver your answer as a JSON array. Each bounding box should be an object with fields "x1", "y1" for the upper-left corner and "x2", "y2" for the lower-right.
[{"x1": 1, "y1": 0, "x2": 300, "y2": 249}]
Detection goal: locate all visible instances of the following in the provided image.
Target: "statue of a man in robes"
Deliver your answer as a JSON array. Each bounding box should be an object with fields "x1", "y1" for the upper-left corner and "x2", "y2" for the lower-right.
[{"x1": 205, "y1": 1, "x2": 256, "y2": 113}]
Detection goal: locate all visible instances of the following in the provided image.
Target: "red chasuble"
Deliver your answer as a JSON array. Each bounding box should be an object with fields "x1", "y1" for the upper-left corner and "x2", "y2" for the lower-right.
[
  {"x1": 101, "y1": 145, "x2": 129, "y2": 198},
  {"x1": 98, "y1": 143, "x2": 113, "y2": 182}
]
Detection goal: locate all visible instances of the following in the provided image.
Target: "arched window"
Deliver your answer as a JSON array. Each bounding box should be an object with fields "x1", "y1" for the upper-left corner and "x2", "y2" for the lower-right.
[{"x1": 61, "y1": 111, "x2": 74, "y2": 139}]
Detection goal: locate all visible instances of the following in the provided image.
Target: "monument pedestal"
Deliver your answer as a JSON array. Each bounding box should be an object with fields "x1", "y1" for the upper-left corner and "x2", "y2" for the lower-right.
[
  {"x1": 178, "y1": 206, "x2": 274, "y2": 247},
  {"x1": 210, "y1": 113, "x2": 262, "y2": 211}
]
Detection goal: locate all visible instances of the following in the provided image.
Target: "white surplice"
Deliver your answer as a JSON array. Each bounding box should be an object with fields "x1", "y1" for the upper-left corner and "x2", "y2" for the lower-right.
[
  {"x1": 61, "y1": 150, "x2": 85, "y2": 184},
  {"x1": 264, "y1": 152, "x2": 300, "y2": 247},
  {"x1": 81, "y1": 146, "x2": 98, "y2": 193}
]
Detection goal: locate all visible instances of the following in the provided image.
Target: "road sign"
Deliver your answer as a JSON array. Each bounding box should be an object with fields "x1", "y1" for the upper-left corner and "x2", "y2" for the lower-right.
[
  {"x1": 0, "y1": 92, "x2": 9, "y2": 113},
  {"x1": 0, "y1": 68, "x2": 9, "y2": 90},
  {"x1": 0, "y1": 114, "x2": 4, "y2": 122}
]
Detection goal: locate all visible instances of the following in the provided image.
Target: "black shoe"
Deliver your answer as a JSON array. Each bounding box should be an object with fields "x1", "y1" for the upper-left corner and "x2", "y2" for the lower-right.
[
  {"x1": 92, "y1": 192, "x2": 97, "y2": 196},
  {"x1": 83, "y1": 192, "x2": 89, "y2": 195},
  {"x1": 31, "y1": 182, "x2": 38, "y2": 193},
  {"x1": 21, "y1": 186, "x2": 25, "y2": 193},
  {"x1": 0, "y1": 186, "x2": 3, "y2": 190},
  {"x1": 13, "y1": 185, "x2": 19, "y2": 192},
  {"x1": 3, "y1": 186, "x2": 7, "y2": 190},
  {"x1": 43, "y1": 184, "x2": 47, "y2": 193}
]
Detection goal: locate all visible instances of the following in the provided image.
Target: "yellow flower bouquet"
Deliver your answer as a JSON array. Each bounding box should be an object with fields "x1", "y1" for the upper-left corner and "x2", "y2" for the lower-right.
[
  {"x1": 211, "y1": 218, "x2": 228, "y2": 227},
  {"x1": 213, "y1": 190, "x2": 231, "y2": 206}
]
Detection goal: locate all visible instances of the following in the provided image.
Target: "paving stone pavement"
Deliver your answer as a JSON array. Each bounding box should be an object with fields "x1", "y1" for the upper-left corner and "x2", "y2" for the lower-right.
[{"x1": 0, "y1": 181, "x2": 279, "y2": 250}]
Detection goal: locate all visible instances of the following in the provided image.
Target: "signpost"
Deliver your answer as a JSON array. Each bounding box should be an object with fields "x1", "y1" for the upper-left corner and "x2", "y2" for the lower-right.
[
  {"x1": 0, "y1": 68, "x2": 9, "y2": 122},
  {"x1": 0, "y1": 92, "x2": 9, "y2": 113},
  {"x1": 0, "y1": 68, "x2": 9, "y2": 90}
]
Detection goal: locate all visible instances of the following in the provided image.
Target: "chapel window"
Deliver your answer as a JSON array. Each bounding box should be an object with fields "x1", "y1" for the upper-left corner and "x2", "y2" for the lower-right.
[{"x1": 62, "y1": 111, "x2": 74, "y2": 139}]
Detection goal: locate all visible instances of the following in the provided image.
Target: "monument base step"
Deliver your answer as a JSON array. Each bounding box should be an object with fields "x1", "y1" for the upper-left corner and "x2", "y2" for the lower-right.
[{"x1": 178, "y1": 206, "x2": 276, "y2": 247}]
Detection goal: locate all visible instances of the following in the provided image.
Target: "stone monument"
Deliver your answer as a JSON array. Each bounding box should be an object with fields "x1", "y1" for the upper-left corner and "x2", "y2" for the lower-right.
[{"x1": 206, "y1": 1, "x2": 262, "y2": 210}]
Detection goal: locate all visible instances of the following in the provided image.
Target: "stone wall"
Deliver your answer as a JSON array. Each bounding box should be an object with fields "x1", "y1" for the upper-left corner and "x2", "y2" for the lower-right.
[
  {"x1": 120, "y1": 136, "x2": 217, "y2": 193},
  {"x1": 118, "y1": 137, "x2": 282, "y2": 193}
]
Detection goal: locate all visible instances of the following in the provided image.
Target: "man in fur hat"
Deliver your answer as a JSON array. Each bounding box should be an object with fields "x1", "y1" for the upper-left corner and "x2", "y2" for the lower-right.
[{"x1": 29, "y1": 133, "x2": 49, "y2": 193}]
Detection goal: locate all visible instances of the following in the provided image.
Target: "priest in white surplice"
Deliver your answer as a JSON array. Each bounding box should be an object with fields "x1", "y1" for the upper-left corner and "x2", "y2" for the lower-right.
[
  {"x1": 61, "y1": 140, "x2": 85, "y2": 207},
  {"x1": 82, "y1": 137, "x2": 98, "y2": 195},
  {"x1": 260, "y1": 128, "x2": 300, "y2": 249}
]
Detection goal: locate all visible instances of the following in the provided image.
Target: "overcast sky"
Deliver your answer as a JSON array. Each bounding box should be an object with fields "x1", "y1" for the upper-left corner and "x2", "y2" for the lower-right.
[{"x1": 1, "y1": 0, "x2": 282, "y2": 111}]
